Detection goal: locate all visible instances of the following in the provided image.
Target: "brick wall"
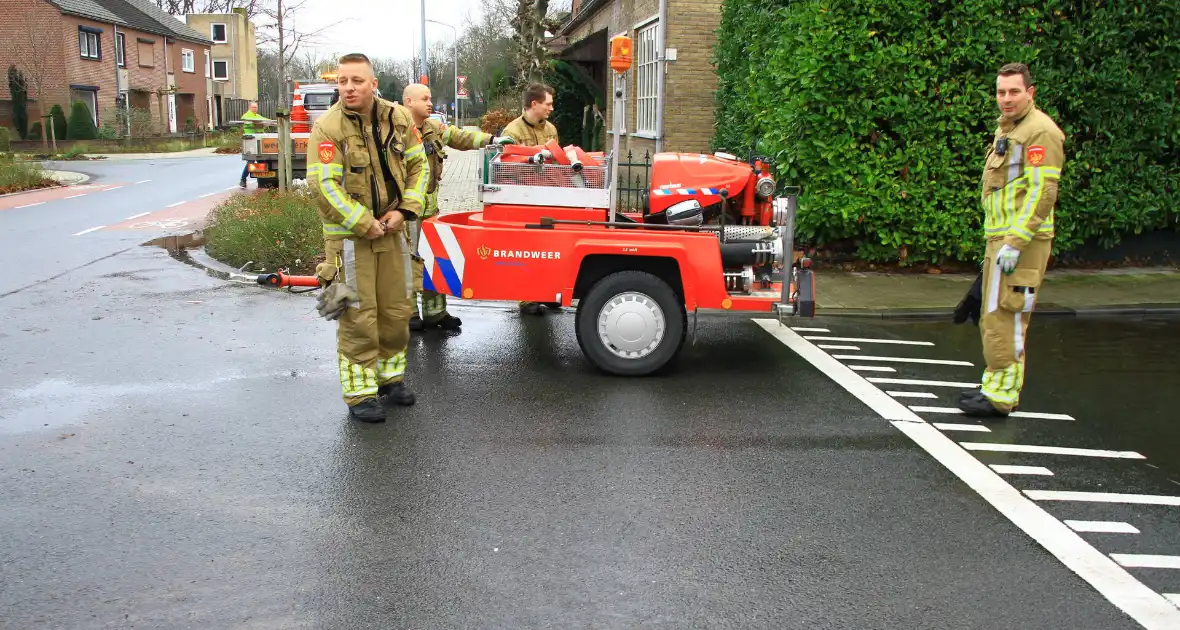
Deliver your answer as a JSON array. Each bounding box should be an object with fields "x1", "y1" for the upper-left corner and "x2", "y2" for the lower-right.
[
  {"x1": 61, "y1": 14, "x2": 119, "y2": 128},
  {"x1": 171, "y1": 40, "x2": 210, "y2": 130},
  {"x1": 0, "y1": 0, "x2": 69, "y2": 126},
  {"x1": 123, "y1": 28, "x2": 167, "y2": 131},
  {"x1": 664, "y1": 0, "x2": 722, "y2": 153}
]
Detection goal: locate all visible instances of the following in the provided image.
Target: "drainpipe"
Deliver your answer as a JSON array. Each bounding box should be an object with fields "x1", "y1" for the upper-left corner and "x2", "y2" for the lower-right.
[{"x1": 654, "y1": 0, "x2": 667, "y2": 152}]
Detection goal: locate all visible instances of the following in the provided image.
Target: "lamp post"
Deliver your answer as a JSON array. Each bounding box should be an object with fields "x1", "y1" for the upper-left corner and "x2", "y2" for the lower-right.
[
  {"x1": 425, "y1": 18, "x2": 457, "y2": 122},
  {"x1": 418, "y1": 0, "x2": 428, "y2": 83}
]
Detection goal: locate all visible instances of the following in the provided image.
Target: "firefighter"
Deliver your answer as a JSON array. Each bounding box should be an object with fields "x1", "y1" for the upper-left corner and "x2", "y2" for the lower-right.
[
  {"x1": 502, "y1": 82, "x2": 563, "y2": 315},
  {"x1": 959, "y1": 62, "x2": 1065, "y2": 419},
  {"x1": 306, "y1": 53, "x2": 431, "y2": 423},
  {"x1": 400, "y1": 82, "x2": 515, "y2": 332},
  {"x1": 239, "y1": 102, "x2": 272, "y2": 188}
]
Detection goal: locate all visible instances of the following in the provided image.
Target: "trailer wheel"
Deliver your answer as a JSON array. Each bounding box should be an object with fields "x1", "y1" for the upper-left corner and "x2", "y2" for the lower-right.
[
  {"x1": 575, "y1": 270, "x2": 686, "y2": 376},
  {"x1": 257, "y1": 177, "x2": 278, "y2": 189}
]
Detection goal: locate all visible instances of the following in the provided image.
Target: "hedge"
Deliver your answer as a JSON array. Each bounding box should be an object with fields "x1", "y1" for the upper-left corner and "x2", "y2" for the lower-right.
[{"x1": 713, "y1": 0, "x2": 1180, "y2": 264}]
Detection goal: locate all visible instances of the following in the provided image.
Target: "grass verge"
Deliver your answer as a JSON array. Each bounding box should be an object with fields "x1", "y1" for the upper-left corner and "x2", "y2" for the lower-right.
[
  {"x1": 0, "y1": 157, "x2": 57, "y2": 195},
  {"x1": 203, "y1": 188, "x2": 323, "y2": 275}
]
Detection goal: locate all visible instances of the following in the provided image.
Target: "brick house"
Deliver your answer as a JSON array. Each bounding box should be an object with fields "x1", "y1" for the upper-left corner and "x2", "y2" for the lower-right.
[
  {"x1": 0, "y1": 0, "x2": 210, "y2": 137},
  {"x1": 554, "y1": 0, "x2": 722, "y2": 156},
  {"x1": 184, "y1": 10, "x2": 259, "y2": 128}
]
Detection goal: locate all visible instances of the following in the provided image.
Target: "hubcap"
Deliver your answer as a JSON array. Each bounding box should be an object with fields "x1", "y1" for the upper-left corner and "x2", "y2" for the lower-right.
[{"x1": 597, "y1": 291, "x2": 665, "y2": 359}]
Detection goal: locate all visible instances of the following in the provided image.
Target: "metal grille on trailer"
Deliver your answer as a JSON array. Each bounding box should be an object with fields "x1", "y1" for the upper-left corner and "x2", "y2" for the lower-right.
[{"x1": 478, "y1": 146, "x2": 615, "y2": 209}]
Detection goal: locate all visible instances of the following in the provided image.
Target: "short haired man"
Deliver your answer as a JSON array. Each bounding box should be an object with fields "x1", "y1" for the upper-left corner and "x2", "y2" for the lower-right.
[
  {"x1": 239, "y1": 101, "x2": 272, "y2": 187},
  {"x1": 959, "y1": 63, "x2": 1065, "y2": 419},
  {"x1": 306, "y1": 53, "x2": 431, "y2": 423},
  {"x1": 401, "y1": 82, "x2": 513, "y2": 332}
]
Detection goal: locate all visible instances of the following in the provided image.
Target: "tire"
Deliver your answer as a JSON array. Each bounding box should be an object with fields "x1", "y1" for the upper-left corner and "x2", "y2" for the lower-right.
[
  {"x1": 257, "y1": 177, "x2": 278, "y2": 189},
  {"x1": 575, "y1": 270, "x2": 687, "y2": 376}
]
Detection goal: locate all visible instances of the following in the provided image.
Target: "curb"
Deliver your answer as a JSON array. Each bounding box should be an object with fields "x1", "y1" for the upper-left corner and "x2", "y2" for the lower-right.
[
  {"x1": 820, "y1": 303, "x2": 1180, "y2": 320},
  {"x1": 184, "y1": 245, "x2": 253, "y2": 281},
  {"x1": 0, "y1": 183, "x2": 64, "y2": 200}
]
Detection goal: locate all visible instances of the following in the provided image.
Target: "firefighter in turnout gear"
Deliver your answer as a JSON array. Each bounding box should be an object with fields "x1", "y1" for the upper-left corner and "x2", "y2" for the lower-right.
[
  {"x1": 306, "y1": 53, "x2": 431, "y2": 423},
  {"x1": 501, "y1": 82, "x2": 562, "y2": 315},
  {"x1": 401, "y1": 83, "x2": 514, "y2": 332},
  {"x1": 960, "y1": 63, "x2": 1065, "y2": 419}
]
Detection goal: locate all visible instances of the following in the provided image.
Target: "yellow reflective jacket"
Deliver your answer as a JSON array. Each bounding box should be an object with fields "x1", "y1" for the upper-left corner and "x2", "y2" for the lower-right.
[
  {"x1": 980, "y1": 104, "x2": 1065, "y2": 249},
  {"x1": 501, "y1": 114, "x2": 558, "y2": 147},
  {"x1": 306, "y1": 98, "x2": 430, "y2": 239}
]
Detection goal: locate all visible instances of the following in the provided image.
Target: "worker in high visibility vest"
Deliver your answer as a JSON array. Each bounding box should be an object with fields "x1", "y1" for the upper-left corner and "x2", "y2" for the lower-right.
[{"x1": 239, "y1": 101, "x2": 273, "y2": 188}]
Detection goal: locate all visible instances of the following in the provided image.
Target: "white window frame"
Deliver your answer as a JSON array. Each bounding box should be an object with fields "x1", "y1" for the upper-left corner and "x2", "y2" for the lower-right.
[
  {"x1": 204, "y1": 50, "x2": 210, "y2": 77},
  {"x1": 115, "y1": 32, "x2": 125, "y2": 67},
  {"x1": 633, "y1": 19, "x2": 659, "y2": 136},
  {"x1": 212, "y1": 59, "x2": 229, "y2": 81},
  {"x1": 181, "y1": 49, "x2": 195, "y2": 73},
  {"x1": 210, "y1": 23, "x2": 227, "y2": 43},
  {"x1": 79, "y1": 30, "x2": 100, "y2": 60}
]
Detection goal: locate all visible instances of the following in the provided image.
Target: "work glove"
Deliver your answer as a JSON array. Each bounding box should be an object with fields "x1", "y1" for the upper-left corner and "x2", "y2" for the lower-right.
[
  {"x1": 996, "y1": 244, "x2": 1020, "y2": 275},
  {"x1": 492, "y1": 135, "x2": 515, "y2": 145},
  {"x1": 314, "y1": 261, "x2": 338, "y2": 288},
  {"x1": 316, "y1": 283, "x2": 358, "y2": 321}
]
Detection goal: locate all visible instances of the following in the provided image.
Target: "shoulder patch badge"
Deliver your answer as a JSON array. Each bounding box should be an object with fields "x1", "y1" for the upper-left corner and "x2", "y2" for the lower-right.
[
  {"x1": 317, "y1": 141, "x2": 336, "y2": 163},
  {"x1": 1027, "y1": 145, "x2": 1046, "y2": 166}
]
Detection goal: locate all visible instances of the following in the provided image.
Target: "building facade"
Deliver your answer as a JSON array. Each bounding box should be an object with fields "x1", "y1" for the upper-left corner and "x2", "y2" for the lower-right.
[{"x1": 184, "y1": 10, "x2": 258, "y2": 128}]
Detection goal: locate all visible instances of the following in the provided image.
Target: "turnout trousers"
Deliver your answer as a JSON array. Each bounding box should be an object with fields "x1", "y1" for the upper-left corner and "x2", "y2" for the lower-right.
[
  {"x1": 412, "y1": 194, "x2": 448, "y2": 323},
  {"x1": 325, "y1": 231, "x2": 414, "y2": 405},
  {"x1": 978, "y1": 237, "x2": 1052, "y2": 411}
]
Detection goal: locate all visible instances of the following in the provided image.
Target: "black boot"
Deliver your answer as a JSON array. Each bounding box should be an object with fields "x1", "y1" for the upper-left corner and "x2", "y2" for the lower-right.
[
  {"x1": 409, "y1": 314, "x2": 424, "y2": 331},
  {"x1": 958, "y1": 394, "x2": 1010, "y2": 419},
  {"x1": 378, "y1": 381, "x2": 416, "y2": 406},
  {"x1": 959, "y1": 388, "x2": 983, "y2": 401},
  {"x1": 436, "y1": 313, "x2": 462, "y2": 330},
  {"x1": 348, "y1": 398, "x2": 386, "y2": 423}
]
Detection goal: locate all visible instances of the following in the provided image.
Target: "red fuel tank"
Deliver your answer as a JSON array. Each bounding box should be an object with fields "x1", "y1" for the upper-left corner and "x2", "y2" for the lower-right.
[{"x1": 647, "y1": 152, "x2": 753, "y2": 213}]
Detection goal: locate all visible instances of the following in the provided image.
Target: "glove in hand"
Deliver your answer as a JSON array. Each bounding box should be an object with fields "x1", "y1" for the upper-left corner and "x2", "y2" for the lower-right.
[
  {"x1": 492, "y1": 135, "x2": 515, "y2": 145},
  {"x1": 314, "y1": 261, "x2": 338, "y2": 288},
  {"x1": 997, "y1": 245, "x2": 1020, "y2": 274},
  {"x1": 316, "y1": 283, "x2": 358, "y2": 321}
]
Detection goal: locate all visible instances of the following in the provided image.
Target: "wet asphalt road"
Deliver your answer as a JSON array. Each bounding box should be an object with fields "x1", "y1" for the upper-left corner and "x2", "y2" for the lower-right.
[{"x1": 1, "y1": 244, "x2": 1178, "y2": 628}]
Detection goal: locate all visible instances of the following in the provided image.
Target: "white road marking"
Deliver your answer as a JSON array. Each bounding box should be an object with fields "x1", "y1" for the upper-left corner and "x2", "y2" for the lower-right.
[
  {"x1": 887, "y1": 391, "x2": 937, "y2": 399},
  {"x1": 73, "y1": 226, "x2": 105, "y2": 236},
  {"x1": 991, "y1": 465, "x2": 1054, "y2": 476},
  {"x1": 198, "y1": 191, "x2": 218, "y2": 198},
  {"x1": 1066, "y1": 521, "x2": 1141, "y2": 534},
  {"x1": 933, "y1": 423, "x2": 991, "y2": 432},
  {"x1": 789, "y1": 327, "x2": 830, "y2": 333},
  {"x1": 908, "y1": 406, "x2": 1075, "y2": 421},
  {"x1": 804, "y1": 335, "x2": 935, "y2": 346},
  {"x1": 1165, "y1": 594, "x2": 1180, "y2": 608},
  {"x1": 850, "y1": 365, "x2": 895, "y2": 373},
  {"x1": 961, "y1": 443, "x2": 1145, "y2": 459},
  {"x1": 15, "y1": 201, "x2": 45, "y2": 208},
  {"x1": 65, "y1": 194, "x2": 86, "y2": 199},
  {"x1": 124, "y1": 211, "x2": 151, "y2": 220},
  {"x1": 102, "y1": 185, "x2": 123, "y2": 191},
  {"x1": 1025, "y1": 491, "x2": 1180, "y2": 506},
  {"x1": 1111, "y1": 555, "x2": 1180, "y2": 570},
  {"x1": 817, "y1": 344, "x2": 860, "y2": 350},
  {"x1": 225, "y1": 185, "x2": 241, "y2": 190},
  {"x1": 135, "y1": 179, "x2": 151, "y2": 184},
  {"x1": 833, "y1": 354, "x2": 974, "y2": 366},
  {"x1": 753, "y1": 319, "x2": 1180, "y2": 629},
  {"x1": 165, "y1": 201, "x2": 185, "y2": 208},
  {"x1": 869, "y1": 377, "x2": 979, "y2": 389}
]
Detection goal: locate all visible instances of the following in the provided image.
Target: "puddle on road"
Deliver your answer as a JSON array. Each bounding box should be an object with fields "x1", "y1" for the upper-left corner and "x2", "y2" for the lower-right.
[{"x1": 144, "y1": 230, "x2": 205, "y2": 254}]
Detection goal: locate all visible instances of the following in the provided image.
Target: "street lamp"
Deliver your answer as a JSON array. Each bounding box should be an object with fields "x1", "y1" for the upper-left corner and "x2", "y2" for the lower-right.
[{"x1": 425, "y1": 18, "x2": 458, "y2": 122}]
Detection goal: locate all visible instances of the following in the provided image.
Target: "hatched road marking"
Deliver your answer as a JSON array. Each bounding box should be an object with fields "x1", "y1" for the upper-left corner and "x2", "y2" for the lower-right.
[
  {"x1": 850, "y1": 365, "x2": 895, "y2": 373},
  {"x1": 804, "y1": 335, "x2": 935, "y2": 346},
  {"x1": 932, "y1": 423, "x2": 992, "y2": 433},
  {"x1": 73, "y1": 226, "x2": 105, "y2": 236},
  {"x1": 1111, "y1": 555, "x2": 1180, "y2": 570},
  {"x1": 991, "y1": 465, "x2": 1055, "y2": 476},
  {"x1": 754, "y1": 319, "x2": 1180, "y2": 629},
  {"x1": 1024, "y1": 491, "x2": 1180, "y2": 506},
  {"x1": 868, "y1": 377, "x2": 979, "y2": 389},
  {"x1": 961, "y1": 443, "x2": 1146, "y2": 459},
  {"x1": 886, "y1": 391, "x2": 938, "y2": 399},
  {"x1": 1066, "y1": 521, "x2": 1141, "y2": 534},
  {"x1": 833, "y1": 354, "x2": 975, "y2": 367},
  {"x1": 908, "y1": 406, "x2": 1075, "y2": 421}
]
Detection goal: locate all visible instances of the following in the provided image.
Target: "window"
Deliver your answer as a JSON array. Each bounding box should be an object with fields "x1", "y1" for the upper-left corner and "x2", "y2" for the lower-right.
[
  {"x1": 137, "y1": 39, "x2": 156, "y2": 67},
  {"x1": 204, "y1": 50, "x2": 210, "y2": 77},
  {"x1": 182, "y1": 49, "x2": 194, "y2": 73},
  {"x1": 634, "y1": 21, "x2": 659, "y2": 134},
  {"x1": 211, "y1": 23, "x2": 227, "y2": 43},
  {"x1": 78, "y1": 27, "x2": 100, "y2": 60},
  {"x1": 212, "y1": 60, "x2": 229, "y2": 81},
  {"x1": 70, "y1": 87, "x2": 99, "y2": 126},
  {"x1": 116, "y1": 32, "x2": 125, "y2": 67}
]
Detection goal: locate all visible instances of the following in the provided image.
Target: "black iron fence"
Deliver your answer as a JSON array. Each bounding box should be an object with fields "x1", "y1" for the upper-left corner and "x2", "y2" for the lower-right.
[{"x1": 616, "y1": 148, "x2": 652, "y2": 212}]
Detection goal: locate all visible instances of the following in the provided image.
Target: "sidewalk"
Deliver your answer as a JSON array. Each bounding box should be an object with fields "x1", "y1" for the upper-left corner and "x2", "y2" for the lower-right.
[
  {"x1": 80, "y1": 147, "x2": 221, "y2": 160},
  {"x1": 436, "y1": 151, "x2": 1180, "y2": 317}
]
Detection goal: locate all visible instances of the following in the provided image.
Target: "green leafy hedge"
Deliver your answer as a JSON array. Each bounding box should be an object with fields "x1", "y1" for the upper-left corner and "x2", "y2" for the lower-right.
[{"x1": 713, "y1": 0, "x2": 1180, "y2": 264}]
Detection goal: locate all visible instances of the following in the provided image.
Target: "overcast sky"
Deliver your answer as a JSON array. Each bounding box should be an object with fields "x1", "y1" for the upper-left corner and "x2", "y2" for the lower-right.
[{"x1": 270, "y1": 0, "x2": 491, "y2": 62}]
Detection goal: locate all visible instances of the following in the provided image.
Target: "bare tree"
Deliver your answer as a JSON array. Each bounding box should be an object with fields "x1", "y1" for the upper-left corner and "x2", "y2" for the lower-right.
[
  {"x1": 13, "y1": 12, "x2": 56, "y2": 114},
  {"x1": 511, "y1": 0, "x2": 569, "y2": 84},
  {"x1": 154, "y1": 0, "x2": 265, "y2": 19},
  {"x1": 255, "y1": 0, "x2": 342, "y2": 108}
]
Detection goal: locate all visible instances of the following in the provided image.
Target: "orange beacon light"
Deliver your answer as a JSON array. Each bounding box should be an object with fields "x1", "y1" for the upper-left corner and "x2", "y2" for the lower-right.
[{"x1": 609, "y1": 35, "x2": 633, "y2": 72}]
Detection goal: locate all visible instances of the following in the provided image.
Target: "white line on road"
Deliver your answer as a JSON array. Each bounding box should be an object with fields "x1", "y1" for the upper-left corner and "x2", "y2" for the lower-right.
[
  {"x1": 102, "y1": 185, "x2": 123, "y2": 191},
  {"x1": 198, "y1": 191, "x2": 218, "y2": 198},
  {"x1": 1066, "y1": 521, "x2": 1141, "y2": 534},
  {"x1": 990, "y1": 465, "x2": 1054, "y2": 476},
  {"x1": 165, "y1": 201, "x2": 185, "y2": 208},
  {"x1": 833, "y1": 354, "x2": 974, "y2": 366},
  {"x1": 15, "y1": 201, "x2": 45, "y2": 208},
  {"x1": 868, "y1": 377, "x2": 979, "y2": 389},
  {"x1": 73, "y1": 225, "x2": 105, "y2": 236},
  {"x1": 1111, "y1": 555, "x2": 1180, "y2": 570},
  {"x1": 887, "y1": 391, "x2": 938, "y2": 399},
  {"x1": 789, "y1": 327, "x2": 830, "y2": 333},
  {"x1": 804, "y1": 336, "x2": 935, "y2": 346},
  {"x1": 225, "y1": 185, "x2": 241, "y2": 190},
  {"x1": 932, "y1": 423, "x2": 991, "y2": 432},
  {"x1": 817, "y1": 344, "x2": 860, "y2": 351},
  {"x1": 850, "y1": 365, "x2": 896, "y2": 373},
  {"x1": 65, "y1": 194, "x2": 87, "y2": 199},
  {"x1": 908, "y1": 406, "x2": 1075, "y2": 421},
  {"x1": 135, "y1": 179, "x2": 151, "y2": 184},
  {"x1": 752, "y1": 319, "x2": 1180, "y2": 629},
  {"x1": 961, "y1": 443, "x2": 1145, "y2": 459},
  {"x1": 124, "y1": 211, "x2": 151, "y2": 220},
  {"x1": 1025, "y1": 491, "x2": 1180, "y2": 506}
]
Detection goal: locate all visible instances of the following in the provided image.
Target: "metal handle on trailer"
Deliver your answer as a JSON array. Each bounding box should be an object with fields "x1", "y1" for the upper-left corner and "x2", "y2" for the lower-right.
[{"x1": 775, "y1": 191, "x2": 798, "y2": 319}]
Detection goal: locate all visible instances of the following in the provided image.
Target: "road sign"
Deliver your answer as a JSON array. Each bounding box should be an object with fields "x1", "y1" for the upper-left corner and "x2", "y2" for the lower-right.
[{"x1": 457, "y1": 75, "x2": 468, "y2": 99}]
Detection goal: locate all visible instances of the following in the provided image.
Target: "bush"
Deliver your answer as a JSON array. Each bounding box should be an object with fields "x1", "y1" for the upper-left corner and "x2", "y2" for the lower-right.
[
  {"x1": 7, "y1": 66, "x2": 28, "y2": 140},
  {"x1": 203, "y1": 188, "x2": 324, "y2": 274},
  {"x1": 0, "y1": 127, "x2": 9, "y2": 152},
  {"x1": 27, "y1": 121, "x2": 41, "y2": 140},
  {"x1": 713, "y1": 0, "x2": 1180, "y2": 265},
  {"x1": 49, "y1": 104, "x2": 68, "y2": 141},
  {"x1": 0, "y1": 157, "x2": 55, "y2": 194},
  {"x1": 67, "y1": 100, "x2": 98, "y2": 140},
  {"x1": 480, "y1": 108, "x2": 516, "y2": 134}
]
